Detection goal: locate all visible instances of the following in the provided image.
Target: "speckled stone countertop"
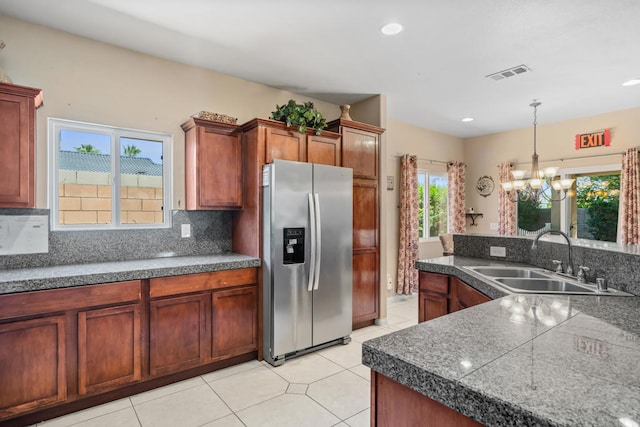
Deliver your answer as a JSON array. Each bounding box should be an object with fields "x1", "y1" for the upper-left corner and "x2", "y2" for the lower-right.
[
  {"x1": 363, "y1": 257, "x2": 640, "y2": 426},
  {"x1": 0, "y1": 253, "x2": 260, "y2": 294}
]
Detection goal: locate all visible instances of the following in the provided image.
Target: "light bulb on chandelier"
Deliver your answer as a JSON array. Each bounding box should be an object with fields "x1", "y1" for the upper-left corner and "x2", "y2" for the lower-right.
[{"x1": 501, "y1": 101, "x2": 574, "y2": 203}]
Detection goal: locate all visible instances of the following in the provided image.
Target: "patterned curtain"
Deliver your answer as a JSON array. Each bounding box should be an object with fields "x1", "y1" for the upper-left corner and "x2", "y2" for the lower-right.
[
  {"x1": 397, "y1": 155, "x2": 419, "y2": 295},
  {"x1": 619, "y1": 148, "x2": 640, "y2": 244},
  {"x1": 498, "y1": 162, "x2": 516, "y2": 235},
  {"x1": 447, "y1": 162, "x2": 466, "y2": 233}
]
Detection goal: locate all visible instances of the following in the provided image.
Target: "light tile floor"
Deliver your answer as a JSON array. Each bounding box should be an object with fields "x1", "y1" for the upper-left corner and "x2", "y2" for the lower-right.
[{"x1": 38, "y1": 295, "x2": 418, "y2": 427}]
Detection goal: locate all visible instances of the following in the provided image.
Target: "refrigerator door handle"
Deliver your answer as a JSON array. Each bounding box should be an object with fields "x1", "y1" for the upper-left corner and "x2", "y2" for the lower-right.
[
  {"x1": 308, "y1": 193, "x2": 316, "y2": 292},
  {"x1": 313, "y1": 192, "x2": 322, "y2": 290}
]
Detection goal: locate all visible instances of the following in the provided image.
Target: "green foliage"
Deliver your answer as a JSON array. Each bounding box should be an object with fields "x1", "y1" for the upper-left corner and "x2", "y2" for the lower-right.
[
  {"x1": 575, "y1": 174, "x2": 620, "y2": 208},
  {"x1": 585, "y1": 199, "x2": 618, "y2": 242},
  {"x1": 270, "y1": 100, "x2": 327, "y2": 135},
  {"x1": 418, "y1": 183, "x2": 425, "y2": 237},
  {"x1": 517, "y1": 199, "x2": 544, "y2": 231},
  {"x1": 74, "y1": 144, "x2": 100, "y2": 154},
  {"x1": 123, "y1": 144, "x2": 141, "y2": 157},
  {"x1": 429, "y1": 183, "x2": 448, "y2": 236}
]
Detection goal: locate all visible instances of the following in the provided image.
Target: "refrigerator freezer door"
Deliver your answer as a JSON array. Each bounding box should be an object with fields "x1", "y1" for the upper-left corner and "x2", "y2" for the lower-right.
[
  {"x1": 311, "y1": 164, "x2": 353, "y2": 346},
  {"x1": 265, "y1": 160, "x2": 313, "y2": 359}
]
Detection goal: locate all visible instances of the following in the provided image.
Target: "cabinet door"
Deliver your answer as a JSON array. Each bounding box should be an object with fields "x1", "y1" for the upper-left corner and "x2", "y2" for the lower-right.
[
  {"x1": 77, "y1": 304, "x2": 141, "y2": 395},
  {"x1": 418, "y1": 272, "x2": 450, "y2": 322},
  {"x1": 196, "y1": 126, "x2": 242, "y2": 209},
  {"x1": 212, "y1": 285, "x2": 258, "y2": 359},
  {"x1": 265, "y1": 127, "x2": 304, "y2": 163},
  {"x1": 306, "y1": 134, "x2": 341, "y2": 166},
  {"x1": 341, "y1": 127, "x2": 378, "y2": 179},
  {"x1": 352, "y1": 251, "x2": 379, "y2": 326},
  {"x1": 353, "y1": 180, "x2": 378, "y2": 250},
  {"x1": 0, "y1": 316, "x2": 66, "y2": 418},
  {"x1": 453, "y1": 277, "x2": 490, "y2": 311},
  {"x1": 0, "y1": 89, "x2": 36, "y2": 208},
  {"x1": 150, "y1": 293, "x2": 210, "y2": 376}
]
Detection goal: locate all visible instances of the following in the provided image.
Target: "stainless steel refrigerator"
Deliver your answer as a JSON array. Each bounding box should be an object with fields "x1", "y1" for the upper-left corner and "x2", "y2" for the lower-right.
[{"x1": 262, "y1": 159, "x2": 352, "y2": 366}]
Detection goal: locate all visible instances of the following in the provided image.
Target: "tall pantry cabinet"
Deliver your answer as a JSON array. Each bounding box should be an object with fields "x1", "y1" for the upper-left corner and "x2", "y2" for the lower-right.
[{"x1": 327, "y1": 119, "x2": 384, "y2": 329}]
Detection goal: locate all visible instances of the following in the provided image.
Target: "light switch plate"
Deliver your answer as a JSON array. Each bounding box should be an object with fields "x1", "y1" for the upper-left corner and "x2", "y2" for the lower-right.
[
  {"x1": 181, "y1": 224, "x2": 191, "y2": 238},
  {"x1": 490, "y1": 246, "x2": 506, "y2": 257},
  {"x1": 490, "y1": 222, "x2": 499, "y2": 231}
]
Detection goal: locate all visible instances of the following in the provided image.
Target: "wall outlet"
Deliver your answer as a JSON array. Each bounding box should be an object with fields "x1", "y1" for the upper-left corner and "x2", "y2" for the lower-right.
[
  {"x1": 490, "y1": 246, "x2": 506, "y2": 257},
  {"x1": 490, "y1": 222, "x2": 499, "y2": 231},
  {"x1": 181, "y1": 224, "x2": 191, "y2": 238}
]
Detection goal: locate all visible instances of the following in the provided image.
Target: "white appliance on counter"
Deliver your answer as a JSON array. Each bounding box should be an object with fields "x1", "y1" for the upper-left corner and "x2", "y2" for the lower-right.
[{"x1": 262, "y1": 159, "x2": 352, "y2": 366}]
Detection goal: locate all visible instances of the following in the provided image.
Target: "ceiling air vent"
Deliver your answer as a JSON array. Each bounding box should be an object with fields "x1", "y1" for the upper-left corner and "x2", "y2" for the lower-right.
[{"x1": 486, "y1": 65, "x2": 531, "y2": 81}]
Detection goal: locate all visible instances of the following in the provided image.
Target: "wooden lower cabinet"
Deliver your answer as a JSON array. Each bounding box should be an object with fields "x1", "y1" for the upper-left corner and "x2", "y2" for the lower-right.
[
  {"x1": 371, "y1": 371, "x2": 482, "y2": 426},
  {"x1": 78, "y1": 304, "x2": 142, "y2": 395},
  {"x1": 212, "y1": 286, "x2": 258, "y2": 359},
  {"x1": 0, "y1": 268, "x2": 259, "y2": 425},
  {"x1": 0, "y1": 315, "x2": 67, "y2": 418},
  {"x1": 150, "y1": 293, "x2": 210, "y2": 376},
  {"x1": 352, "y1": 251, "x2": 379, "y2": 326},
  {"x1": 418, "y1": 272, "x2": 490, "y2": 322}
]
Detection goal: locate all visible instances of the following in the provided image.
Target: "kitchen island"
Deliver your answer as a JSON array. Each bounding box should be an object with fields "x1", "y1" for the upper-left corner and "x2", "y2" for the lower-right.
[{"x1": 363, "y1": 256, "x2": 640, "y2": 426}]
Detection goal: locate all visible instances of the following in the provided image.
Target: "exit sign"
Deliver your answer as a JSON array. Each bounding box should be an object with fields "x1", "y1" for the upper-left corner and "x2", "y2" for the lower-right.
[{"x1": 575, "y1": 129, "x2": 611, "y2": 150}]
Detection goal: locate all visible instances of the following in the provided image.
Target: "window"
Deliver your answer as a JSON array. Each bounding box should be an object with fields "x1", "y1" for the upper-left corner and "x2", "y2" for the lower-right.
[
  {"x1": 49, "y1": 118, "x2": 172, "y2": 230},
  {"x1": 570, "y1": 171, "x2": 620, "y2": 242},
  {"x1": 417, "y1": 170, "x2": 448, "y2": 239}
]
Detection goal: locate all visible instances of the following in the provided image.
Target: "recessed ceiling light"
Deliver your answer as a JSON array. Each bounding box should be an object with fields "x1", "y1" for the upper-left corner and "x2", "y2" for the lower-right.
[
  {"x1": 380, "y1": 23, "x2": 403, "y2": 35},
  {"x1": 622, "y1": 78, "x2": 640, "y2": 87},
  {"x1": 461, "y1": 117, "x2": 474, "y2": 122}
]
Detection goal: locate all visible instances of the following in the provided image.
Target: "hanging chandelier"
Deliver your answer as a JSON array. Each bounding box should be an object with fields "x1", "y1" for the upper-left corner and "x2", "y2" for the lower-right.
[{"x1": 501, "y1": 101, "x2": 574, "y2": 203}]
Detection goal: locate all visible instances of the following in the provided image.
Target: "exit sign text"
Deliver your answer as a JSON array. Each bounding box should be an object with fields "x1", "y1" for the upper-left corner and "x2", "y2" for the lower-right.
[{"x1": 575, "y1": 129, "x2": 610, "y2": 150}]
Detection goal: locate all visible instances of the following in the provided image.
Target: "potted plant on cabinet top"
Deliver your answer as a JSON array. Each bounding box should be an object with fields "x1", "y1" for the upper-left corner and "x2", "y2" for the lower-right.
[{"x1": 270, "y1": 99, "x2": 327, "y2": 135}]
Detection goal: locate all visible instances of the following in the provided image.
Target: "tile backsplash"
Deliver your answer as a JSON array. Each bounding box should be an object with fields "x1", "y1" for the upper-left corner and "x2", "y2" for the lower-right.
[{"x1": 0, "y1": 209, "x2": 231, "y2": 270}]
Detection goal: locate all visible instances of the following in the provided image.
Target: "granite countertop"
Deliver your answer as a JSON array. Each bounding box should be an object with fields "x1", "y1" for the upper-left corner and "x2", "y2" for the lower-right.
[
  {"x1": 0, "y1": 253, "x2": 261, "y2": 294},
  {"x1": 363, "y1": 257, "x2": 640, "y2": 426}
]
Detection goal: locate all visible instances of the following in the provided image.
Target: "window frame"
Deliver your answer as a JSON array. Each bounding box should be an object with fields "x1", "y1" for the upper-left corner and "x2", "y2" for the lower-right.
[
  {"x1": 48, "y1": 118, "x2": 172, "y2": 231},
  {"x1": 417, "y1": 168, "x2": 449, "y2": 242}
]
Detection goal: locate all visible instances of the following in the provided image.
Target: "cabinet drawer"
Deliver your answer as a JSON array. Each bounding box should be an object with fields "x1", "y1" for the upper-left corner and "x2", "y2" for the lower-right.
[
  {"x1": 150, "y1": 268, "x2": 257, "y2": 298},
  {"x1": 0, "y1": 280, "x2": 141, "y2": 321},
  {"x1": 419, "y1": 272, "x2": 449, "y2": 294}
]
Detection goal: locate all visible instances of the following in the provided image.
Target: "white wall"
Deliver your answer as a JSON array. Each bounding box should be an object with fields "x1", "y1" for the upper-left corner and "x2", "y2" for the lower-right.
[
  {"x1": 0, "y1": 15, "x2": 341, "y2": 209},
  {"x1": 383, "y1": 119, "x2": 465, "y2": 295},
  {"x1": 464, "y1": 106, "x2": 640, "y2": 234}
]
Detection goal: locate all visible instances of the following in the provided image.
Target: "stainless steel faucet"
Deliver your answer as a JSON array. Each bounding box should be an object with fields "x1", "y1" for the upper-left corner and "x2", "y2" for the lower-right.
[{"x1": 532, "y1": 229, "x2": 574, "y2": 276}]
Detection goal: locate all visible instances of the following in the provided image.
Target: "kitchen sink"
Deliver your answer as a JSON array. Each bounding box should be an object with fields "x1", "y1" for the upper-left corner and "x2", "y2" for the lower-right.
[
  {"x1": 467, "y1": 267, "x2": 551, "y2": 279},
  {"x1": 463, "y1": 265, "x2": 632, "y2": 296},
  {"x1": 494, "y1": 277, "x2": 594, "y2": 293}
]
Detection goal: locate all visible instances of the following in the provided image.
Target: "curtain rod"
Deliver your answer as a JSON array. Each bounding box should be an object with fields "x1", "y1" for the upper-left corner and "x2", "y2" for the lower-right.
[
  {"x1": 506, "y1": 148, "x2": 638, "y2": 166},
  {"x1": 394, "y1": 155, "x2": 451, "y2": 165}
]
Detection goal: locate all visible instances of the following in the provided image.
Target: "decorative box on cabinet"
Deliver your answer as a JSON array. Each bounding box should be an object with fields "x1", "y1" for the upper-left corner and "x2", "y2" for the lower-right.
[
  {"x1": 182, "y1": 118, "x2": 243, "y2": 210},
  {"x1": 327, "y1": 119, "x2": 384, "y2": 329},
  {"x1": 0, "y1": 83, "x2": 43, "y2": 208}
]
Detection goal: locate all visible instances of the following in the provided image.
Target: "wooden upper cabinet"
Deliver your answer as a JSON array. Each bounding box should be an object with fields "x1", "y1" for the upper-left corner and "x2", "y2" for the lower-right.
[
  {"x1": 327, "y1": 119, "x2": 383, "y2": 180},
  {"x1": 306, "y1": 133, "x2": 341, "y2": 166},
  {"x1": 182, "y1": 118, "x2": 242, "y2": 210},
  {"x1": 264, "y1": 126, "x2": 305, "y2": 163},
  {"x1": 0, "y1": 83, "x2": 43, "y2": 208}
]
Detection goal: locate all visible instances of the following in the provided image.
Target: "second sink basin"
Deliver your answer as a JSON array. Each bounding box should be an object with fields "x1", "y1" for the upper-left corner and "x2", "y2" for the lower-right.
[
  {"x1": 494, "y1": 277, "x2": 595, "y2": 293},
  {"x1": 468, "y1": 267, "x2": 551, "y2": 279}
]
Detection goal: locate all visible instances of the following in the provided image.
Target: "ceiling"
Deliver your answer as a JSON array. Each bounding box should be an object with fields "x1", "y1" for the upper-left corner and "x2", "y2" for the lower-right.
[{"x1": 1, "y1": 0, "x2": 639, "y2": 138}]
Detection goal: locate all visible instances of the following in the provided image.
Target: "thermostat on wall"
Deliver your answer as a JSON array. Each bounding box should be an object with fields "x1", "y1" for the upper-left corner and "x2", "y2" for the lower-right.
[{"x1": 387, "y1": 176, "x2": 394, "y2": 190}]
